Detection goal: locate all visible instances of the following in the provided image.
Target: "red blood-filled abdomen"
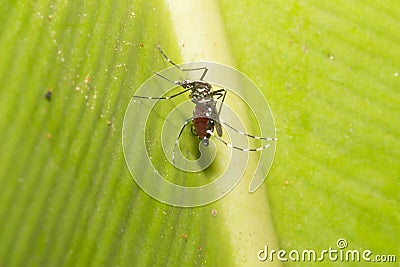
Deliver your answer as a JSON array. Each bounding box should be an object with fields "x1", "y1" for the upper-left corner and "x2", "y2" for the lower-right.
[{"x1": 193, "y1": 117, "x2": 213, "y2": 139}]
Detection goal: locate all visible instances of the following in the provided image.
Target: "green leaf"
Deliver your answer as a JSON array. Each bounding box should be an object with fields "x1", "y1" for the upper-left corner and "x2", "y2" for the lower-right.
[
  {"x1": 218, "y1": 0, "x2": 400, "y2": 265},
  {"x1": 1, "y1": 0, "x2": 399, "y2": 266}
]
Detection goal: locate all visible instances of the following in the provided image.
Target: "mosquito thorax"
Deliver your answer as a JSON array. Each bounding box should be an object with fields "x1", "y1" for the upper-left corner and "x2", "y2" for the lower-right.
[{"x1": 187, "y1": 81, "x2": 213, "y2": 102}]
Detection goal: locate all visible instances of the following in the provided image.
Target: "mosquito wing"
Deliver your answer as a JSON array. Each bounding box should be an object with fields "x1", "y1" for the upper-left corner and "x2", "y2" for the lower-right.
[
  {"x1": 214, "y1": 119, "x2": 223, "y2": 137},
  {"x1": 209, "y1": 108, "x2": 222, "y2": 137},
  {"x1": 205, "y1": 101, "x2": 222, "y2": 137}
]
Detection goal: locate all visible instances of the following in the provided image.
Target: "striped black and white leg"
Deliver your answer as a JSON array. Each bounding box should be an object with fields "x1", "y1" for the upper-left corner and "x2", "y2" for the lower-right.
[
  {"x1": 133, "y1": 87, "x2": 191, "y2": 100},
  {"x1": 172, "y1": 117, "x2": 195, "y2": 166},
  {"x1": 219, "y1": 119, "x2": 278, "y2": 141},
  {"x1": 157, "y1": 45, "x2": 209, "y2": 80},
  {"x1": 206, "y1": 130, "x2": 273, "y2": 152},
  {"x1": 212, "y1": 88, "x2": 228, "y2": 117}
]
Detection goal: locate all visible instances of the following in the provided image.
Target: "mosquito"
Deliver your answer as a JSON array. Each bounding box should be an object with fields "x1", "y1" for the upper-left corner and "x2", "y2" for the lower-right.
[{"x1": 134, "y1": 45, "x2": 277, "y2": 164}]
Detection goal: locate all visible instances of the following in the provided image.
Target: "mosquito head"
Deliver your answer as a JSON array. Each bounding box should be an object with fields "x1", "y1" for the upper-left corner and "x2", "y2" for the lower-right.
[{"x1": 201, "y1": 138, "x2": 209, "y2": 146}]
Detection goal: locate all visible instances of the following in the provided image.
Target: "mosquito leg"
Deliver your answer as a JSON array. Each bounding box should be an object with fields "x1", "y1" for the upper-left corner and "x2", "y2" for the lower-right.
[
  {"x1": 211, "y1": 88, "x2": 226, "y2": 99},
  {"x1": 211, "y1": 88, "x2": 277, "y2": 141},
  {"x1": 212, "y1": 88, "x2": 227, "y2": 117},
  {"x1": 206, "y1": 130, "x2": 271, "y2": 152},
  {"x1": 172, "y1": 117, "x2": 195, "y2": 166},
  {"x1": 153, "y1": 71, "x2": 182, "y2": 85},
  {"x1": 218, "y1": 120, "x2": 278, "y2": 141},
  {"x1": 190, "y1": 123, "x2": 197, "y2": 136},
  {"x1": 134, "y1": 87, "x2": 191, "y2": 100},
  {"x1": 157, "y1": 45, "x2": 208, "y2": 80}
]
